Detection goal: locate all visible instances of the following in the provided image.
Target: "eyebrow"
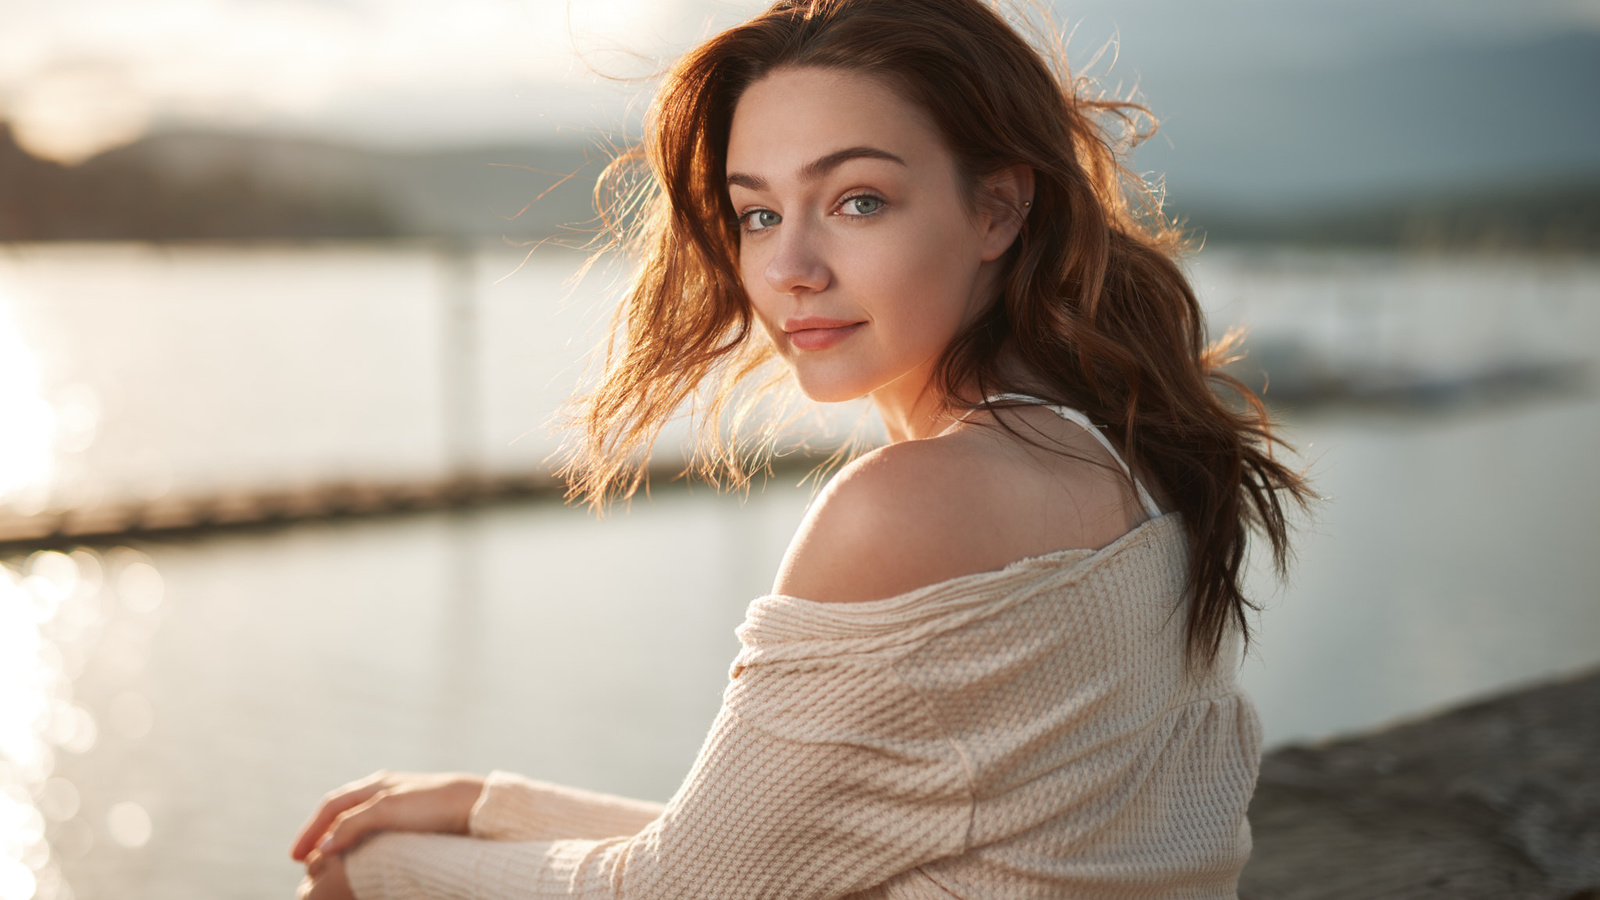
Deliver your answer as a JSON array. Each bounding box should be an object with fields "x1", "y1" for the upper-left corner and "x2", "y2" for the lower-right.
[{"x1": 726, "y1": 145, "x2": 907, "y2": 191}]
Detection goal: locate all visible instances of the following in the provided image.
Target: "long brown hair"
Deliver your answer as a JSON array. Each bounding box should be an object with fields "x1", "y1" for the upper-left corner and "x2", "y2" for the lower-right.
[{"x1": 561, "y1": 0, "x2": 1314, "y2": 666}]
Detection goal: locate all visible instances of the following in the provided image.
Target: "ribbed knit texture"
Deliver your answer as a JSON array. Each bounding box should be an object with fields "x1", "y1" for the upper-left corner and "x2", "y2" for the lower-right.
[{"x1": 345, "y1": 513, "x2": 1261, "y2": 899}]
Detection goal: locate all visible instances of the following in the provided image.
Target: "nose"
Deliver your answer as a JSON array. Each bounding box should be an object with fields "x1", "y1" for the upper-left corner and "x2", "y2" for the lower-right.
[{"x1": 763, "y1": 220, "x2": 831, "y2": 296}]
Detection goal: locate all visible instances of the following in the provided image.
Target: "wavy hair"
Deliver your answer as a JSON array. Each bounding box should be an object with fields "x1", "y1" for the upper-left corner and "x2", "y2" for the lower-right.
[{"x1": 560, "y1": 0, "x2": 1314, "y2": 666}]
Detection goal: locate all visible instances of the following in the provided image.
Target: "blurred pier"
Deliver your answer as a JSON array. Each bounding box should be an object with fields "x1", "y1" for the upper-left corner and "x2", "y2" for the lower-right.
[
  {"x1": 0, "y1": 472, "x2": 563, "y2": 551},
  {"x1": 0, "y1": 454, "x2": 829, "y2": 553}
]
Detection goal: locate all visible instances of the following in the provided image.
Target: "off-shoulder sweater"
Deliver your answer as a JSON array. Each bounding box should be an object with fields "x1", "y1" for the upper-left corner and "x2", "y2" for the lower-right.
[{"x1": 344, "y1": 512, "x2": 1261, "y2": 899}]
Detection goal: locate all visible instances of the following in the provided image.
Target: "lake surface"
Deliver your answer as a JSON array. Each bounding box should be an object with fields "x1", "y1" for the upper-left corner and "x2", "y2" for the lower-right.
[{"x1": 0, "y1": 243, "x2": 1596, "y2": 899}]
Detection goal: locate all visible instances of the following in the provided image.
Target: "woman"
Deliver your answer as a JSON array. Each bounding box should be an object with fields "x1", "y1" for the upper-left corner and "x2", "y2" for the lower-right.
[{"x1": 291, "y1": 0, "x2": 1310, "y2": 896}]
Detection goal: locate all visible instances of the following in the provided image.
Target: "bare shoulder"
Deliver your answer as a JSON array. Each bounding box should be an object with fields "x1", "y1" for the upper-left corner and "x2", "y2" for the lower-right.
[
  {"x1": 771, "y1": 435, "x2": 999, "y2": 603},
  {"x1": 770, "y1": 412, "x2": 1153, "y2": 604}
]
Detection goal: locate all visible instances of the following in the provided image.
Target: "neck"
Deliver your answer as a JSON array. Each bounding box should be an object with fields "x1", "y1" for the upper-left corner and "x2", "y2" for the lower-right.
[
  {"x1": 870, "y1": 366, "x2": 978, "y2": 443},
  {"x1": 871, "y1": 275, "x2": 1014, "y2": 442}
]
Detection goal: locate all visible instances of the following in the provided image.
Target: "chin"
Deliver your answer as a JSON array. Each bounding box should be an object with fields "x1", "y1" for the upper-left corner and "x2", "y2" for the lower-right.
[{"x1": 789, "y1": 368, "x2": 875, "y2": 404}]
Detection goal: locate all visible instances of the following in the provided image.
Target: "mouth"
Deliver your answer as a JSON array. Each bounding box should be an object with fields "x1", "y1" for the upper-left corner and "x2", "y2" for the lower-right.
[{"x1": 783, "y1": 317, "x2": 866, "y2": 351}]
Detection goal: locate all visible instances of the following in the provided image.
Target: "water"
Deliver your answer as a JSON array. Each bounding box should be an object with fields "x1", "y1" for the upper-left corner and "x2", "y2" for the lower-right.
[
  {"x1": 0, "y1": 243, "x2": 1597, "y2": 899},
  {"x1": 2, "y1": 490, "x2": 807, "y2": 900}
]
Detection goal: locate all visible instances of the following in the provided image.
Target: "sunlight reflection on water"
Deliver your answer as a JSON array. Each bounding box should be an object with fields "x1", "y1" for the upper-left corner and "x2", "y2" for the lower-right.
[{"x1": 0, "y1": 545, "x2": 170, "y2": 900}]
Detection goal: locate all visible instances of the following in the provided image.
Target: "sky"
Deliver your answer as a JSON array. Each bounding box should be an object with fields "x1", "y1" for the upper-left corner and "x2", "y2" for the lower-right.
[{"x1": 1, "y1": 0, "x2": 1598, "y2": 165}]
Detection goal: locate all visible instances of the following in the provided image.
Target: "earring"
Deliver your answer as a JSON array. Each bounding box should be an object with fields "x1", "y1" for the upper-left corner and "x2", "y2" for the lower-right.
[{"x1": 1023, "y1": 200, "x2": 1032, "y2": 208}]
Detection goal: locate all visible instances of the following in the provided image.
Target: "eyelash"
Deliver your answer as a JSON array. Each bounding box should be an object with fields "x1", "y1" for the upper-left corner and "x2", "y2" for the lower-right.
[
  {"x1": 837, "y1": 192, "x2": 886, "y2": 217},
  {"x1": 735, "y1": 192, "x2": 888, "y2": 234}
]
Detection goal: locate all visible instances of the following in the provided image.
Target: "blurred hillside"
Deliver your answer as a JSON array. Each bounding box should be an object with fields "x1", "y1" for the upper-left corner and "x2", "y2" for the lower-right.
[
  {"x1": 1181, "y1": 180, "x2": 1600, "y2": 254},
  {"x1": 0, "y1": 124, "x2": 600, "y2": 242}
]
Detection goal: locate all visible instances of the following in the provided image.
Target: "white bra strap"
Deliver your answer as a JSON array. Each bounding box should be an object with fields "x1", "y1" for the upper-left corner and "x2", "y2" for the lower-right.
[{"x1": 982, "y1": 393, "x2": 1163, "y2": 520}]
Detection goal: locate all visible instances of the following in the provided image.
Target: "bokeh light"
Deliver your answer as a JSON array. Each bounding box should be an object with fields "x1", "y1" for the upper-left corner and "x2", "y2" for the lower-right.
[
  {"x1": 114, "y1": 564, "x2": 162, "y2": 617},
  {"x1": 0, "y1": 545, "x2": 134, "y2": 900},
  {"x1": 104, "y1": 803, "x2": 150, "y2": 850},
  {"x1": 6, "y1": 65, "x2": 152, "y2": 166}
]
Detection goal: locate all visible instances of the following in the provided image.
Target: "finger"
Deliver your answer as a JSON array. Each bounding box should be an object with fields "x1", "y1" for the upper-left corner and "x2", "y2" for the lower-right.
[
  {"x1": 303, "y1": 853, "x2": 352, "y2": 900},
  {"x1": 306, "y1": 847, "x2": 325, "y2": 879},
  {"x1": 318, "y1": 793, "x2": 393, "y2": 857},
  {"x1": 291, "y1": 775, "x2": 389, "y2": 861},
  {"x1": 301, "y1": 874, "x2": 337, "y2": 900},
  {"x1": 292, "y1": 792, "x2": 369, "y2": 861},
  {"x1": 291, "y1": 773, "x2": 390, "y2": 859}
]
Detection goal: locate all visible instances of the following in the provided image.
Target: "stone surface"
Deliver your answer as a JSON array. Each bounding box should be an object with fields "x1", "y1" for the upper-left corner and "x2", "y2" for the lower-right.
[{"x1": 1242, "y1": 666, "x2": 1600, "y2": 900}]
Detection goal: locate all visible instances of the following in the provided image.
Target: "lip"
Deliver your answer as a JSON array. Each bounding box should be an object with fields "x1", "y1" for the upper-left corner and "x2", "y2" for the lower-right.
[{"x1": 783, "y1": 317, "x2": 865, "y2": 351}]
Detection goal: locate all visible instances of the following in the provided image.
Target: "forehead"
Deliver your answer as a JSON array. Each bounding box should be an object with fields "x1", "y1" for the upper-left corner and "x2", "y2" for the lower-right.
[{"x1": 726, "y1": 66, "x2": 946, "y2": 181}]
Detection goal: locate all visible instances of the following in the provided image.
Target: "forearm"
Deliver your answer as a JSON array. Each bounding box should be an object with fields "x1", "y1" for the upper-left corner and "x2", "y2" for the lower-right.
[
  {"x1": 342, "y1": 663, "x2": 970, "y2": 900},
  {"x1": 469, "y1": 771, "x2": 667, "y2": 842},
  {"x1": 345, "y1": 832, "x2": 626, "y2": 900}
]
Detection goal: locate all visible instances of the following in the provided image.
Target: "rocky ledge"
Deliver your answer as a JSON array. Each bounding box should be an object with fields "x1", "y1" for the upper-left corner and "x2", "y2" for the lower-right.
[{"x1": 1242, "y1": 666, "x2": 1600, "y2": 900}]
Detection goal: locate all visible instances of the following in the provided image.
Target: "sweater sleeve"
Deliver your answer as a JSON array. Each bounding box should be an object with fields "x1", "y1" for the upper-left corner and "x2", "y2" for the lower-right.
[
  {"x1": 468, "y1": 772, "x2": 667, "y2": 842},
  {"x1": 343, "y1": 658, "x2": 972, "y2": 900}
]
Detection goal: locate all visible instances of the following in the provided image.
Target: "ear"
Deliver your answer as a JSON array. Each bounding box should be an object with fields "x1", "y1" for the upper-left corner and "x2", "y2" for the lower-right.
[{"x1": 978, "y1": 164, "x2": 1035, "y2": 262}]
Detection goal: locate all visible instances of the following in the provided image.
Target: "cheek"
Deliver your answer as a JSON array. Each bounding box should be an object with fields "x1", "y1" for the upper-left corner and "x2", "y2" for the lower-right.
[
  {"x1": 738, "y1": 240, "x2": 758, "y2": 287},
  {"x1": 739, "y1": 248, "x2": 785, "y2": 339},
  {"x1": 866, "y1": 216, "x2": 982, "y2": 332},
  {"x1": 738, "y1": 238, "x2": 771, "y2": 301}
]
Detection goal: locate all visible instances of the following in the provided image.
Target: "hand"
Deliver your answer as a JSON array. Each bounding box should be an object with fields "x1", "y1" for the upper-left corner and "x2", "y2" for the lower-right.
[
  {"x1": 290, "y1": 770, "x2": 486, "y2": 863},
  {"x1": 297, "y1": 847, "x2": 355, "y2": 900}
]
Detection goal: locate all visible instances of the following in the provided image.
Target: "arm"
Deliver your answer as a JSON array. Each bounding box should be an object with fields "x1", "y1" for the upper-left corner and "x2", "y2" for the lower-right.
[
  {"x1": 295, "y1": 776, "x2": 666, "y2": 900},
  {"x1": 343, "y1": 658, "x2": 972, "y2": 900}
]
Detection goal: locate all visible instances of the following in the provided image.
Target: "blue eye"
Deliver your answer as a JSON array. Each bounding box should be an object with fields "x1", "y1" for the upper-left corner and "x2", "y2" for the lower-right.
[
  {"x1": 841, "y1": 196, "x2": 883, "y2": 216},
  {"x1": 741, "y1": 209, "x2": 781, "y2": 232}
]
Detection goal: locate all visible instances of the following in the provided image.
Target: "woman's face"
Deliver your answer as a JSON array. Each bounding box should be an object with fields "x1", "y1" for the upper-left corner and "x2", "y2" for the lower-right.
[{"x1": 726, "y1": 66, "x2": 1019, "y2": 417}]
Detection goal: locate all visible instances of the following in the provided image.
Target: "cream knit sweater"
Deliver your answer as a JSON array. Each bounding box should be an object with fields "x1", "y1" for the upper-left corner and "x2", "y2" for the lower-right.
[{"x1": 345, "y1": 513, "x2": 1261, "y2": 899}]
